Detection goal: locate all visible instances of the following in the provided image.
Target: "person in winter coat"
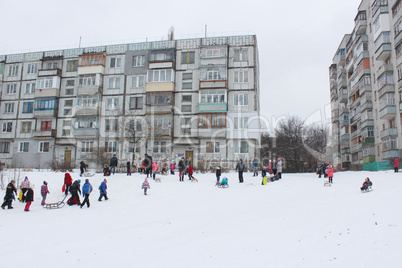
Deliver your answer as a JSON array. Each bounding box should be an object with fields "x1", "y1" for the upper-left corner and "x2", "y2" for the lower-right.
[
  {"x1": 394, "y1": 158, "x2": 399, "y2": 173},
  {"x1": 161, "y1": 158, "x2": 168, "y2": 175},
  {"x1": 98, "y1": 179, "x2": 108, "y2": 201},
  {"x1": 81, "y1": 179, "x2": 93, "y2": 208},
  {"x1": 216, "y1": 166, "x2": 222, "y2": 183},
  {"x1": 68, "y1": 180, "x2": 81, "y2": 206},
  {"x1": 127, "y1": 159, "x2": 131, "y2": 176},
  {"x1": 277, "y1": 158, "x2": 283, "y2": 179},
  {"x1": 327, "y1": 165, "x2": 334, "y2": 183},
  {"x1": 41, "y1": 181, "x2": 50, "y2": 206},
  {"x1": 188, "y1": 165, "x2": 194, "y2": 180},
  {"x1": 152, "y1": 161, "x2": 159, "y2": 180},
  {"x1": 110, "y1": 154, "x2": 118, "y2": 175},
  {"x1": 170, "y1": 162, "x2": 176, "y2": 175},
  {"x1": 235, "y1": 159, "x2": 246, "y2": 183},
  {"x1": 268, "y1": 160, "x2": 273, "y2": 175},
  {"x1": 261, "y1": 166, "x2": 267, "y2": 178},
  {"x1": 1, "y1": 180, "x2": 17, "y2": 209},
  {"x1": 64, "y1": 172, "x2": 73, "y2": 196},
  {"x1": 142, "y1": 178, "x2": 151, "y2": 195},
  {"x1": 20, "y1": 176, "x2": 31, "y2": 202},
  {"x1": 144, "y1": 154, "x2": 153, "y2": 178},
  {"x1": 252, "y1": 158, "x2": 258, "y2": 176},
  {"x1": 80, "y1": 161, "x2": 86, "y2": 177},
  {"x1": 103, "y1": 164, "x2": 111, "y2": 176},
  {"x1": 272, "y1": 160, "x2": 277, "y2": 176},
  {"x1": 24, "y1": 186, "x2": 34, "y2": 212},
  {"x1": 178, "y1": 158, "x2": 185, "y2": 182},
  {"x1": 361, "y1": 177, "x2": 372, "y2": 191}
]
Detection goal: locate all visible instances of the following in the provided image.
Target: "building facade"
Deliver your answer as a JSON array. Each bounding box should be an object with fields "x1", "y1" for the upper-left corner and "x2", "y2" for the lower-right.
[
  {"x1": 330, "y1": 0, "x2": 402, "y2": 170},
  {"x1": 0, "y1": 35, "x2": 261, "y2": 170}
]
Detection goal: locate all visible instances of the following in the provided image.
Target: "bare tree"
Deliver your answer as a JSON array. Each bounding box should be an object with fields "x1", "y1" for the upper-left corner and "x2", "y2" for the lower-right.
[
  {"x1": 85, "y1": 145, "x2": 112, "y2": 171},
  {"x1": 302, "y1": 124, "x2": 330, "y2": 171}
]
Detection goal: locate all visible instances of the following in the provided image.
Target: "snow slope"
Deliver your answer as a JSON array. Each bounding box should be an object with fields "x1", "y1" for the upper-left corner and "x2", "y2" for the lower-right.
[{"x1": 1, "y1": 170, "x2": 401, "y2": 268}]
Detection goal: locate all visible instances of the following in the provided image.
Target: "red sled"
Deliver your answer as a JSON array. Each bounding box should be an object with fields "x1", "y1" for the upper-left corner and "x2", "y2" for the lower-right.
[
  {"x1": 67, "y1": 196, "x2": 78, "y2": 205},
  {"x1": 62, "y1": 184, "x2": 66, "y2": 192}
]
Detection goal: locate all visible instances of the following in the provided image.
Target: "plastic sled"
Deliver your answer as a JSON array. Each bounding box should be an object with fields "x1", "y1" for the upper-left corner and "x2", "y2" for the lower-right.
[
  {"x1": 216, "y1": 182, "x2": 229, "y2": 188},
  {"x1": 361, "y1": 186, "x2": 373, "y2": 192},
  {"x1": 324, "y1": 181, "x2": 332, "y2": 187},
  {"x1": 82, "y1": 172, "x2": 95, "y2": 177},
  {"x1": 191, "y1": 177, "x2": 198, "y2": 182}
]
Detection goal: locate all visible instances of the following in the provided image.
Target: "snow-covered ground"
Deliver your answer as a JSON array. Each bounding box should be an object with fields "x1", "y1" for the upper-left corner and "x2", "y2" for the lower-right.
[{"x1": 1, "y1": 169, "x2": 401, "y2": 268}]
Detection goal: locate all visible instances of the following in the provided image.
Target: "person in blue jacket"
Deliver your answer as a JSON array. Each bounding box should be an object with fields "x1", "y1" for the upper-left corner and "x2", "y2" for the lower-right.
[
  {"x1": 98, "y1": 179, "x2": 108, "y2": 201},
  {"x1": 81, "y1": 179, "x2": 93, "y2": 208},
  {"x1": 252, "y1": 158, "x2": 258, "y2": 176}
]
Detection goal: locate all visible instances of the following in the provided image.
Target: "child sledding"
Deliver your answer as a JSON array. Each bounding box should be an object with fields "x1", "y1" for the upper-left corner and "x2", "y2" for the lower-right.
[
  {"x1": 360, "y1": 177, "x2": 373, "y2": 192},
  {"x1": 216, "y1": 177, "x2": 229, "y2": 188}
]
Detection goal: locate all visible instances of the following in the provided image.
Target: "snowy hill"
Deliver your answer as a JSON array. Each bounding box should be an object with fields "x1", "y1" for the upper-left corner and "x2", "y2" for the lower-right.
[{"x1": 1, "y1": 170, "x2": 401, "y2": 268}]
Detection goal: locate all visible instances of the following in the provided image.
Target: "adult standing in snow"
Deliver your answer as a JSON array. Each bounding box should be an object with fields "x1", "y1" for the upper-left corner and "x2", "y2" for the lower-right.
[
  {"x1": 41, "y1": 181, "x2": 50, "y2": 206},
  {"x1": 1, "y1": 180, "x2": 17, "y2": 209},
  {"x1": 24, "y1": 186, "x2": 34, "y2": 212},
  {"x1": 268, "y1": 160, "x2": 273, "y2": 175},
  {"x1": 235, "y1": 159, "x2": 246, "y2": 183},
  {"x1": 69, "y1": 180, "x2": 81, "y2": 206},
  {"x1": 64, "y1": 172, "x2": 73, "y2": 196},
  {"x1": 20, "y1": 176, "x2": 31, "y2": 202},
  {"x1": 80, "y1": 161, "x2": 86, "y2": 177},
  {"x1": 110, "y1": 154, "x2": 118, "y2": 175},
  {"x1": 81, "y1": 179, "x2": 93, "y2": 208},
  {"x1": 394, "y1": 158, "x2": 399, "y2": 173},
  {"x1": 127, "y1": 159, "x2": 131, "y2": 176},
  {"x1": 144, "y1": 154, "x2": 153, "y2": 178},
  {"x1": 216, "y1": 166, "x2": 222, "y2": 183},
  {"x1": 178, "y1": 157, "x2": 185, "y2": 182},
  {"x1": 277, "y1": 158, "x2": 283, "y2": 179},
  {"x1": 252, "y1": 158, "x2": 258, "y2": 176},
  {"x1": 142, "y1": 178, "x2": 150, "y2": 195},
  {"x1": 98, "y1": 179, "x2": 108, "y2": 201},
  {"x1": 272, "y1": 160, "x2": 277, "y2": 176}
]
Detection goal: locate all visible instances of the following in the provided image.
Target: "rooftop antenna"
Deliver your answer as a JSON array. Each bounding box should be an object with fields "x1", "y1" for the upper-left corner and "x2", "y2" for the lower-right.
[
  {"x1": 168, "y1": 26, "x2": 175, "y2": 41},
  {"x1": 79, "y1": 36, "x2": 82, "y2": 48},
  {"x1": 205, "y1": 25, "x2": 207, "y2": 38}
]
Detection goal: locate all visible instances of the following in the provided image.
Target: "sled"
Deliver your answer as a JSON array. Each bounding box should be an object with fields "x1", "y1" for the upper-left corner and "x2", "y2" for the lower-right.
[
  {"x1": 262, "y1": 176, "x2": 268, "y2": 185},
  {"x1": 361, "y1": 186, "x2": 373, "y2": 192},
  {"x1": 43, "y1": 196, "x2": 66, "y2": 209},
  {"x1": 82, "y1": 172, "x2": 95, "y2": 177},
  {"x1": 324, "y1": 181, "x2": 332, "y2": 187},
  {"x1": 155, "y1": 177, "x2": 162, "y2": 182},
  {"x1": 216, "y1": 182, "x2": 229, "y2": 188},
  {"x1": 191, "y1": 177, "x2": 198, "y2": 182},
  {"x1": 18, "y1": 190, "x2": 23, "y2": 201}
]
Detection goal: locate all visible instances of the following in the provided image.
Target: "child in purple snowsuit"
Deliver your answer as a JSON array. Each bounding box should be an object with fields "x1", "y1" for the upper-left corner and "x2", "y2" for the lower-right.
[{"x1": 41, "y1": 181, "x2": 50, "y2": 205}]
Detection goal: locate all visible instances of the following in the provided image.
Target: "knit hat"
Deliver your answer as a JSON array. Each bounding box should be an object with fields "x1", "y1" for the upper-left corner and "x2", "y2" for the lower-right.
[
  {"x1": 77, "y1": 179, "x2": 81, "y2": 183},
  {"x1": 127, "y1": 159, "x2": 130, "y2": 162},
  {"x1": 104, "y1": 179, "x2": 107, "y2": 183},
  {"x1": 85, "y1": 179, "x2": 89, "y2": 183},
  {"x1": 43, "y1": 181, "x2": 48, "y2": 185}
]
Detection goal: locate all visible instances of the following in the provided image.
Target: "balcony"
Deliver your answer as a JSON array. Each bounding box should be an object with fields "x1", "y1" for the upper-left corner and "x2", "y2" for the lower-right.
[
  {"x1": 199, "y1": 103, "x2": 227, "y2": 113},
  {"x1": 330, "y1": 79, "x2": 338, "y2": 90},
  {"x1": 341, "y1": 140, "x2": 350, "y2": 150},
  {"x1": 361, "y1": 119, "x2": 374, "y2": 129},
  {"x1": 362, "y1": 137, "x2": 375, "y2": 146},
  {"x1": 359, "y1": 84, "x2": 372, "y2": 94},
  {"x1": 355, "y1": 18, "x2": 367, "y2": 35},
  {"x1": 34, "y1": 109, "x2": 58, "y2": 118},
  {"x1": 395, "y1": 32, "x2": 402, "y2": 49},
  {"x1": 376, "y1": 43, "x2": 392, "y2": 61},
  {"x1": 34, "y1": 88, "x2": 60, "y2": 98},
  {"x1": 77, "y1": 85, "x2": 102, "y2": 95},
  {"x1": 332, "y1": 116, "x2": 339, "y2": 123},
  {"x1": 351, "y1": 143, "x2": 362, "y2": 153},
  {"x1": 74, "y1": 128, "x2": 99, "y2": 138},
  {"x1": 377, "y1": 64, "x2": 393, "y2": 78},
  {"x1": 339, "y1": 92, "x2": 348, "y2": 103},
  {"x1": 200, "y1": 57, "x2": 227, "y2": 66},
  {"x1": 77, "y1": 65, "x2": 105, "y2": 75},
  {"x1": 38, "y1": 68, "x2": 62, "y2": 77},
  {"x1": 378, "y1": 84, "x2": 395, "y2": 98},
  {"x1": 330, "y1": 65, "x2": 337, "y2": 79},
  {"x1": 146, "y1": 104, "x2": 173, "y2": 114},
  {"x1": 75, "y1": 107, "x2": 99, "y2": 116},
  {"x1": 199, "y1": 80, "x2": 227, "y2": 89},
  {"x1": 398, "y1": 79, "x2": 402, "y2": 90},
  {"x1": 149, "y1": 62, "x2": 174, "y2": 69},
  {"x1": 379, "y1": 105, "x2": 396, "y2": 119},
  {"x1": 360, "y1": 101, "x2": 373, "y2": 111},
  {"x1": 33, "y1": 129, "x2": 56, "y2": 138},
  {"x1": 146, "y1": 82, "x2": 175, "y2": 92},
  {"x1": 383, "y1": 150, "x2": 399, "y2": 159},
  {"x1": 380, "y1": 128, "x2": 398, "y2": 139}
]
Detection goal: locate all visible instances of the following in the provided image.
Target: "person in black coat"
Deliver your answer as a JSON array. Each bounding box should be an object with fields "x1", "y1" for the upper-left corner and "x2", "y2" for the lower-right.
[
  {"x1": 216, "y1": 166, "x2": 222, "y2": 183},
  {"x1": 103, "y1": 164, "x2": 111, "y2": 176},
  {"x1": 144, "y1": 154, "x2": 153, "y2": 178},
  {"x1": 178, "y1": 158, "x2": 185, "y2": 181},
  {"x1": 68, "y1": 180, "x2": 81, "y2": 206},
  {"x1": 110, "y1": 154, "x2": 118, "y2": 175},
  {"x1": 24, "y1": 187, "x2": 34, "y2": 212},
  {"x1": 80, "y1": 161, "x2": 86, "y2": 177},
  {"x1": 1, "y1": 180, "x2": 17, "y2": 209}
]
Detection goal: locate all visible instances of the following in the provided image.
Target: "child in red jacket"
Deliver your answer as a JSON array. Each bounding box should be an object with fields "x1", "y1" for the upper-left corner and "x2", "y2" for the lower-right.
[{"x1": 188, "y1": 165, "x2": 194, "y2": 180}]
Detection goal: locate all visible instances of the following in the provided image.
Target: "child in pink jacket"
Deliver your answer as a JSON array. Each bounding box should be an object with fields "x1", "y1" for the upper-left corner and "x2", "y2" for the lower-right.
[
  {"x1": 142, "y1": 178, "x2": 150, "y2": 195},
  {"x1": 152, "y1": 162, "x2": 159, "y2": 180}
]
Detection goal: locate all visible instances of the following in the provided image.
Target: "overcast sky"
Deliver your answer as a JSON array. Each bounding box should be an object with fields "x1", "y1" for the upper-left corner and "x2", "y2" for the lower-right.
[{"x1": 0, "y1": 0, "x2": 362, "y2": 132}]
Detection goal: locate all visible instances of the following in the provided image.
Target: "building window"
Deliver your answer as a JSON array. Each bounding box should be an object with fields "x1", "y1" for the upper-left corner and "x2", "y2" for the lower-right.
[
  {"x1": 133, "y1": 55, "x2": 145, "y2": 67},
  {"x1": 206, "y1": 49, "x2": 222, "y2": 58},
  {"x1": 65, "y1": 100, "x2": 73, "y2": 107},
  {"x1": 76, "y1": 118, "x2": 96, "y2": 129},
  {"x1": 4, "y1": 103, "x2": 14, "y2": 113},
  {"x1": 207, "y1": 70, "x2": 220, "y2": 80},
  {"x1": 132, "y1": 75, "x2": 145, "y2": 88},
  {"x1": 181, "y1": 51, "x2": 195, "y2": 64},
  {"x1": 67, "y1": 60, "x2": 78, "y2": 72},
  {"x1": 79, "y1": 74, "x2": 96, "y2": 86},
  {"x1": 20, "y1": 122, "x2": 32, "y2": 133},
  {"x1": 27, "y1": 63, "x2": 37, "y2": 74},
  {"x1": 38, "y1": 142, "x2": 50, "y2": 153},
  {"x1": 108, "y1": 77, "x2": 121, "y2": 89},
  {"x1": 62, "y1": 129, "x2": 71, "y2": 136},
  {"x1": 22, "y1": 102, "x2": 34, "y2": 113},
  {"x1": 234, "y1": 117, "x2": 249, "y2": 129},
  {"x1": 182, "y1": 82, "x2": 192, "y2": 89},
  {"x1": 234, "y1": 140, "x2": 249, "y2": 153},
  {"x1": 66, "y1": 88, "x2": 74, "y2": 95},
  {"x1": 63, "y1": 120, "x2": 72, "y2": 127},
  {"x1": 146, "y1": 92, "x2": 172, "y2": 105},
  {"x1": 66, "y1": 79, "x2": 75, "y2": 87},
  {"x1": 36, "y1": 77, "x2": 54, "y2": 89},
  {"x1": 19, "y1": 142, "x2": 29, "y2": 152},
  {"x1": 81, "y1": 141, "x2": 94, "y2": 153},
  {"x1": 41, "y1": 121, "x2": 52, "y2": 131},
  {"x1": 25, "y1": 83, "x2": 35, "y2": 94},
  {"x1": 234, "y1": 48, "x2": 248, "y2": 62},
  {"x1": 79, "y1": 54, "x2": 105, "y2": 66},
  {"x1": 8, "y1": 65, "x2": 18, "y2": 76},
  {"x1": 147, "y1": 69, "x2": 173, "y2": 82},
  {"x1": 105, "y1": 141, "x2": 117, "y2": 152},
  {"x1": 198, "y1": 113, "x2": 226, "y2": 128},
  {"x1": 0, "y1": 142, "x2": 10, "y2": 153},
  {"x1": 182, "y1": 95, "x2": 192, "y2": 102},
  {"x1": 6, "y1": 84, "x2": 16, "y2": 95},
  {"x1": 234, "y1": 94, "x2": 249, "y2": 106},
  {"x1": 129, "y1": 96, "x2": 143, "y2": 110},
  {"x1": 368, "y1": 126, "x2": 374, "y2": 137},
  {"x1": 105, "y1": 119, "x2": 118, "y2": 132},
  {"x1": 110, "y1": 57, "x2": 122, "y2": 68},
  {"x1": 153, "y1": 141, "x2": 167, "y2": 153},
  {"x1": 77, "y1": 95, "x2": 98, "y2": 107},
  {"x1": 2, "y1": 122, "x2": 12, "y2": 133},
  {"x1": 181, "y1": 117, "x2": 191, "y2": 135},
  {"x1": 128, "y1": 142, "x2": 141, "y2": 153},
  {"x1": 150, "y1": 52, "x2": 173, "y2": 62},
  {"x1": 182, "y1": 104, "x2": 192, "y2": 112},
  {"x1": 47, "y1": 62, "x2": 58, "y2": 69},
  {"x1": 200, "y1": 89, "x2": 225, "y2": 103},
  {"x1": 206, "y1": 141, "x2": 220, "y2": 153},
  {"x1": 106, "y1": 98, "x2": 119, "y2": 110},
  {"x1": 234, "y1": 71, "x2": 249, "y2": 83},
  {"x1": 34, "y1": 98, "x2": 56, "y2": 111},
  {"x1": 183, "y1": 73, "x2": 193, "y2": 80}
]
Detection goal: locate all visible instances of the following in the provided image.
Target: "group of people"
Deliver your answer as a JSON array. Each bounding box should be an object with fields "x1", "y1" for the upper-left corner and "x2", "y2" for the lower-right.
[{"x1": 234, "y1": 158, "x2": 283, "y2": 184}]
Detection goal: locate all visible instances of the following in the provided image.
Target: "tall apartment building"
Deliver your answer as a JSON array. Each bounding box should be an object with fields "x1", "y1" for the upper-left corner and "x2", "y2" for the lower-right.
[
  {"x1": 330, "y1": 0, "x2": 402, "y2": 170},
  {"x1": 0, "y1": 35, "x2": 261, "y2": 169}
]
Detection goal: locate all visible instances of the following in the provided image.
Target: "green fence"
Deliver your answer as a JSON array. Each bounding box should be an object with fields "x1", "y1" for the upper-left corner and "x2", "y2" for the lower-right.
[{"x1": 363, "y1": 161, "x2": 393, "y2": 171}]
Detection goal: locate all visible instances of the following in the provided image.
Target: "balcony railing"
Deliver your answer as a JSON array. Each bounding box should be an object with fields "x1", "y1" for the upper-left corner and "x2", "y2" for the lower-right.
[
  {"x1": 74, "y1": 128, "x2": 99, "y2": 138},
  {"x1": 33, "y1": 129, "x2": 56, "y2": 138},
  {"x1": 379, "y1": 105, "x2": 396, "y2": 119},
  {"x1": 383, "y1": 150, "x2": 399, "y2": 159},
  {"x1": 380, "y1": 128, "x2": 398, "y2": 138}
]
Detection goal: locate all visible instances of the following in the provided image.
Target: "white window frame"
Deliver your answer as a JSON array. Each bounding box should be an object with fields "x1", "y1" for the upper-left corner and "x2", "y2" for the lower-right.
[
  {"x1": 133, "y1": 55, "x2": 145, "y2": 67},
  {"x1": 234, "y1": 117, "x2": 249, "y2": 129},
  {"x1": 110, "y1": 57, "x2": 122, "y2": 68},
  {"x1": 206, "y1": 49, "x2": 221, "y2": 58},
  {"x1": 234, "y1": 140, "x2": 249, "y2": 154},
  {"x1": 234, "y1": 94, "x2": 249, "y2": 106},
  {"x1": 27, "y1": 63, "x2": 37, "y2": 74},
  {"x1": 25, "y1": 82, "x2": 35, "y2": 94},
  {"x1": 4, "y1": 103, "x2": 14, "y2": 113},
  {"x1": 19, "y1": 142, "x2": 29, "y2": 153},
  {"x1": 81, "y1": 141, "x2": 94, "y2": 153},
  {"x1": 6, "y1": 84, "x2": 16, "y2": 95},
  {"x1": 234, "y1": 71, "x2": 249, "y2": 83},
  {"x1": 147, "y1": 69, "x2": 173, "y2": 83},
  {"x1": 207, "y1": 70, "x2": 220, "y2": 80},
  {"x1": 131, "y1": 75, "x2": 145, "y2": 88},
  {"x1": 206, "y1": 141, "x2": 220, "y2": 153},
  {"x1": 2, "y1": 122, "x2": 12, "y2": 133},
  {"x1": 108, "y1": 77, "x2": 121, "y2": 89},
  {"x1": 79, "y1": 74, "x2": 96, "y2": 86},
  {"x1": 106, "y1": 98, "x2": 119, "y2": 111},
  {"x1": 234, "y1": 48, "x2": 248, "y2": 62},
  {"x1": 8, "y1": 65, "x2": 18, "y2": 76},
  {"x1": 105, "y1": 141, "x2": 117, "y2": 152},
  {"x1": 36, "y1": 77, "x2": 54, "y2": 89},
  {"x1": 38, "y1": 142, "x2": 50, "y2": 153}
]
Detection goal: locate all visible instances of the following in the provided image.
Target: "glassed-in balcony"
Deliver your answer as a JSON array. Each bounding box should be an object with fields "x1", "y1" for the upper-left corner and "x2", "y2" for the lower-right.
[
  {"x1": 380, "y1": 128, "x2": 398, "y2": 139},
  {"x1": 379, "y1": 105, "x2": 396, "y2": 119},
  {"x1": 375, "y1": 32, "x2": 392, "y2": 61}
]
